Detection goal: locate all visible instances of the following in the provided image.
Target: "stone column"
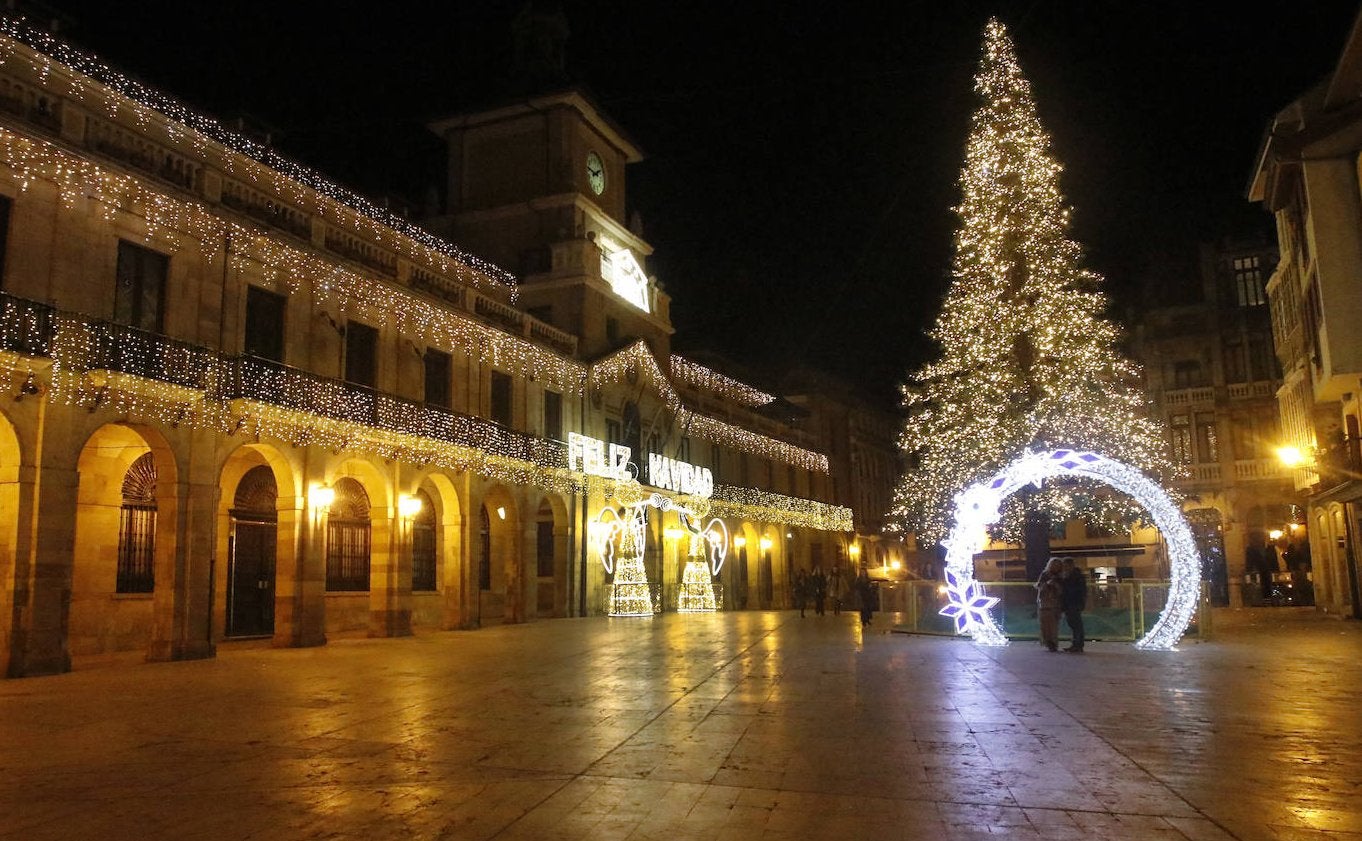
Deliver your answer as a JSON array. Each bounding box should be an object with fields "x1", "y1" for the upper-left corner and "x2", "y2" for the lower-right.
[
  {"x1": 368, "y1": 497, "x2": 411, "y2": 638},
  {"x1": 7, "y1": 458, "x2": 77, "y2": 676},
  {"x1": 273, "y1": 450, "x2": 326, "y2": 648}
]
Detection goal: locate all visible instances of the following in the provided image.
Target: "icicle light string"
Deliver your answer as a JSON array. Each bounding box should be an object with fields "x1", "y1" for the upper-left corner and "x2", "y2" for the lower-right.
[
  {"x1": 0, "y1": 16, "x2": 518, "y2": 294},
  {"x1": 0, "y1": 297, "x2": 855, "y2": 529}
]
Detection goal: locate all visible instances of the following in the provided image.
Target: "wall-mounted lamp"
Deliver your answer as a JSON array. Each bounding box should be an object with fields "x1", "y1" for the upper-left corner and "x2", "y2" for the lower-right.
[
  {"x1": 785, "y1": 531, "x2": 793, "y2": 539},
  {"x1": 496, "y1": 506, "x2": 507, "y2": 520},
  {"x1": 1268, "y1": 529, "x2": 1284, "y2": 541},
  {"x1": 308, "y1": 483, "x2": 335, "y2": 510},
  {"x1": 759, "y1": 537, "x2": 773, "y2": 552},
  {"x1": 848, "y1": 544, "x2": 862, "y2": 559},
  {"x1": 664, "y1": 527, "x2": 686, "y2": 540},
  {"x1": 733, "y1": 536, "x2": 747, "y2": 548},
  {"x1": 399, "y1": 493, "x2": 423, "y2": 519}
]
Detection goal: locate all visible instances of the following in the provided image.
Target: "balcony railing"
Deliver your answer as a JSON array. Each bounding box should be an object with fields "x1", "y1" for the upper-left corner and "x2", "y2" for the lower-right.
[
  {"x1": 1233, "y1": 458, "x2": 1285, "y2": 481},
  {"x1": 0, "y1": 291, "x2": 567, "y2": 471},
  {"x1": 1165, "y1": 386, "x2": 1216, "y2": 407},
  {"x1": 1226, "y1": 381, "x2": 1275, "y2": 400}
]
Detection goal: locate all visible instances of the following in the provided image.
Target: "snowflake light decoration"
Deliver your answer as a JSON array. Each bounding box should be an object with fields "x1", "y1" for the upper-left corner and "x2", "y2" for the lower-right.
[
  {"x1": 939, "y1": 568, "x2": 1001, "y2": 636},
  {"x1": 940, "y1": 448, "x2": 1201, "y2": 650}
]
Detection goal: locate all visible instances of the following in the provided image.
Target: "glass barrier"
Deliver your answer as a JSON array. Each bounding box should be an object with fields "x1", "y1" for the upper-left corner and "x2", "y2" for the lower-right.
[{"x1": 883, "y1": 579, "x2": 1212, "y2": 641}]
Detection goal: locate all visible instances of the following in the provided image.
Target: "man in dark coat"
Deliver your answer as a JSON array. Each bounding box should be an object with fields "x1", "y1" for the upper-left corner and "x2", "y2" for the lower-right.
[{"x1": 1060, "y1": 558, "x2": 1087, "y2": 653}]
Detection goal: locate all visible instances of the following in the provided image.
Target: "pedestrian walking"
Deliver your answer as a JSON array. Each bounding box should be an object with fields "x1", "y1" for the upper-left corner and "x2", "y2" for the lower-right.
[
  {"x1": 812, "y1": 566, "x2": 828, "y2": 615},
  {"x1": 829, "y1": 566, "x2": 844, "y2": 615},
  {"x1": 1060, "y1": 557, "x2": 1087, "y2": 653},
  {"x1": 793, "y1": 568, "x2": 808, "y2": 617},
  {"x1": 1035, "y1": 558, "x2": 1063, "y2": 651},
  {"x1": 855, "y1": 568, "x2": 876, "y2": 627}
]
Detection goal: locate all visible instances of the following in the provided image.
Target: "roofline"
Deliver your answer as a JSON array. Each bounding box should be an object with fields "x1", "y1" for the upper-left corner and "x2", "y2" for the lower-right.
[{"x1": 428, "y1": 87, "x2": 645, "y2": 163}]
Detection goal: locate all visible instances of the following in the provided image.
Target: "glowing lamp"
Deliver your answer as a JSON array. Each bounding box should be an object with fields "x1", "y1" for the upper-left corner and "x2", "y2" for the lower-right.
[
  {"x1": 848, "y1": 544, "x2": 861, "y2": 559},
  {"x1": 308, "y1": 484, "x2": 335, "y2": 510},
  {"x1": 496, "y1": 506, "x2": 507, "y2": 520},
  {"x1": 733, "y1": 536, "x2": 747, "y2": 548},
  {"x1": 759, "y1": 537, "x2": 773, "y2": 551},
  {"x1": 890, "y1": 559, "x2": 902, "y2": 570},
  {"x1": 664, "y1": 527, "x2": 685, "y2": 540},
  {"x1": 1276, "y1": 446, "x2": 1305, "y2": 468},
  {"x1": 785, "y1": 531, "x2": 793, "y2": 539},
  {"x1": 1268, "y1": 529, "x2": 1283, "y2": 541},
  {"x1": 399, "y1": 494, "x2": 423, "y2": 518}
]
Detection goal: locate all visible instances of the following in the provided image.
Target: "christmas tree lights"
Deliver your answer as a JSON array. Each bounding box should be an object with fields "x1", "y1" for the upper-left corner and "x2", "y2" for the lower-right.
[{"x1": 890, "y1": 19, "x2": 1171, "y2": 547}]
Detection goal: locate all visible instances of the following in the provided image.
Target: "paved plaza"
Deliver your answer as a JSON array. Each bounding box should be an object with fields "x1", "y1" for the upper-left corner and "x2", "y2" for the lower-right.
[{"x1": 0, "y1": 607, "x2": 1359, "y2": 841}]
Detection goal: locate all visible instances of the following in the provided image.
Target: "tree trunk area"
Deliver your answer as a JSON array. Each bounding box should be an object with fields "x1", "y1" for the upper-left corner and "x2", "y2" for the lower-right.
[{"x1": 1023, "y1": 506, "x2": 1052, "y2": 582}]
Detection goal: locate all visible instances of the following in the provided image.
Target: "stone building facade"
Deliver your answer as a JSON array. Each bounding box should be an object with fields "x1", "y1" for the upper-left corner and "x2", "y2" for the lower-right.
[
  {"x1": 1133, "y1": 240, "x2": 1302, "y2": 607},
  {"x1": 1249, "y1": 10, "x2": 1362, "y2": 619},
  {"x1": 0, "y1": 20, "x2": 850, "y2": 677}
]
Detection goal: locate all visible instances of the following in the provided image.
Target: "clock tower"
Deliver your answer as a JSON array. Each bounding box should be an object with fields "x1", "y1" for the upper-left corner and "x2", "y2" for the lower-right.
[{"x1": 425, "y1": 88, "x2": 673, "y2": 360}]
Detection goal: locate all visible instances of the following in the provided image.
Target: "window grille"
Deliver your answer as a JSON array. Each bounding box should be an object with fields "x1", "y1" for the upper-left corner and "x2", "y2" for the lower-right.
[
  {"x1": 116, "y1": 452, "x2": 157, "y2": 593},
  {"x1": 411, "y1": 490, "x2": 437, "y2": 592},
  {"x1": 325, "y1": 478, "x2": 371, "y2": 591}
]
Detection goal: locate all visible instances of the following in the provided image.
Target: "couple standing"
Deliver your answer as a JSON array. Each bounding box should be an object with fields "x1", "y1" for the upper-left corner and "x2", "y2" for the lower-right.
[{"x1": 1036, "y1": 557, "x2": 1086, "y2": 653}]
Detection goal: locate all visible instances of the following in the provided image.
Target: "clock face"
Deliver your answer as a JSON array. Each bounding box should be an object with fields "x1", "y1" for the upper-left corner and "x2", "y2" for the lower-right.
[{"x1": 586, "y1": 151, "x2": 605, "y2": 195}]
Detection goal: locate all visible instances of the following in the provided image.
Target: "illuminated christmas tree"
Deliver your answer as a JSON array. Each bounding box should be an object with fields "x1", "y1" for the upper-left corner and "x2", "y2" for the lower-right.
[
  {"x1": 608, "y1": 508, "x2": 656, "y2": 616},
  {"x1": 890, "y1": 19, "x2": 1169, "y2": 572},
  {"x1": 677, "y1": 535, "x2": 718, "y2": 612}
]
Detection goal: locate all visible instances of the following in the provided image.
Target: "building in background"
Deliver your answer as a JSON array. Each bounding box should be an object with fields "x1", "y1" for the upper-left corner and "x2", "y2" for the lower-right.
[
  {"x1": 1133, "y1": 240, "x2": 1303, "y2": 608},
  {"x1": 0, "y1": 16, "x2": 851, "y2": 678},
  {"x1": 1249, "y1": 8, "x2": 1362, "y2": 620}
]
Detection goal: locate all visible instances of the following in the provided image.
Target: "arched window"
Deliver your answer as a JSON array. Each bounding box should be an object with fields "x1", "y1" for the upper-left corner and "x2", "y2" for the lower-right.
[
  {"x1": 536, "y1": 499, "x2": 554, "y2": 578},
  {"x1": 479, "y1": 505, "x2": 492, "y2": 591},
  {"x1": 412, "y1": 490, "x2": 436, "y2": 592},
  {"x1": 116, "y1": 452, "x2": 157, "y2": 593},
  {"x1": 325, "y1": 478, "x2": 371, "y2": 591}
]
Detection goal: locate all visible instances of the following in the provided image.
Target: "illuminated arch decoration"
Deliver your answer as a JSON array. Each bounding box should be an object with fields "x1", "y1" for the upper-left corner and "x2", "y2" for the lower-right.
[{"x1": 940, "y1": 449, "x2": 1200, "y2": 650}]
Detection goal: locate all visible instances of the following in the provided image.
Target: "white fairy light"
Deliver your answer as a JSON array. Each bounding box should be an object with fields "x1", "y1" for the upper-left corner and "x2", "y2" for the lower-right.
[{"x1": 940, "y1": 449, "x2": 1200, "y2": 650}]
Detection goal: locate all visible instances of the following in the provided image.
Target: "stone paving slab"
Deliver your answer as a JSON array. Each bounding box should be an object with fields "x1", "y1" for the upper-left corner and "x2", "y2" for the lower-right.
[{"x1": 0, "y1": 608, "x2": 1358, "y2": 840}]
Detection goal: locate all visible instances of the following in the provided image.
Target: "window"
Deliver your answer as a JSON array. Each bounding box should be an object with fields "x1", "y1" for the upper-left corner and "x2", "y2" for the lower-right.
[
  {"x1": 606, "y1": 316, "x2": 620, "y2": 346},
  {"x1": 411, "y1": 490, "x2": 436, "y2": 592},
  {"x1": 116, "y1": 452, "x2": 157, "y2": 593},
  {"x1": 1171, "y1": 414, "x2": 1192, "y2": 464},
  {"x1": 325, "y1": 478, "x2": 371, "y2": 591},
  {"x1": 1195, "y1": 413, "x2": 1218, "y2": 463},
  {"x1": 711, "y1": 444, "x2": 721, "y2": 482},
  {"x1": 114, "y1": 240, "x2": 168, "y2": 332},
  {"x1": 423, "y1": 348, "x2": 451, "y2": 409},
  {"x1": 490, "y1": 371, "x2": 512, "y2": 426},
  {"x1": 1248, "y1": 335, "x2": 1275, "y2": 381},
  {"x1": 1223, "y1": 341, "x2": 1246, "y2": 384},
  {"x1": 344, "y1": 321, "x2": 377, "y2": 388},
  {"x1": 244, "y1": 286, "x2": 286, "y2": 363},
  {"x1": 1172, "y1": 360, "x2": 1203, "y2": 389},
  {"x1": 543, "y1": 389, "x2": 562, "y2": 438},
  {"x1": 1233, "y1": 256, "x2": 1266, "y2": 307},
  {"x1": 678, "y1": 437, "x2": 691, "y2": 463},
  {"x1": 606, "y1": 418, "x2": 622, "y2": 446}
]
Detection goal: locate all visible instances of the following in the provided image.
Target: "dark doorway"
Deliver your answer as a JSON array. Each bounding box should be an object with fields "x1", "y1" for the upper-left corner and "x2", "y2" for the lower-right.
[{"x1": 227, "y1": 465, "x2": 277, "y2": 637}]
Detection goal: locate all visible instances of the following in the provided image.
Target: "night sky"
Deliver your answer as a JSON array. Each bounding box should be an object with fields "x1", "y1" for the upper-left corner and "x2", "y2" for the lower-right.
[{"x1": 35, "y1": 1, "x2": 1362, "y2": 409}]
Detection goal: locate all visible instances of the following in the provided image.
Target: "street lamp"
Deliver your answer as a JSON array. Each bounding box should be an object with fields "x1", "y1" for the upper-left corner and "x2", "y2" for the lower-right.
[{"x1": 1276, "y1": 446, "x2": 1307, "y2": 468}]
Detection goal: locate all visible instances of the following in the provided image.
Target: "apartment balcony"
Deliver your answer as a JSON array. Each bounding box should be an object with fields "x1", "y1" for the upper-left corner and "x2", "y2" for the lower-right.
[
  {"x1": 1180, "y1": 463, "x2": 1222, "y2": 484},
  {"x1": 1226, "y1": 381, "x2": 1276, "y2": 400},
  {"x1": 1164, "y1": 386, "x2": 1216, "y2": 408},
  {"x1": 1233, "y1": 458, "x2": 1287, "y2": 482}
]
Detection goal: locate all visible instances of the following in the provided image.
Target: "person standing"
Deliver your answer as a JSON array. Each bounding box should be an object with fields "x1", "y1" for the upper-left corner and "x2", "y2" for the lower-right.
[
  {"x1": 793, "y1": 568, "x2": 809, "y2": 618},
  {"x1": 1060, "y1": 557, "x2": 1087, "y2": 653},
  {"x1": 1035, "y1": 558, "x2": 1063, "y2": 651},
  {"x1": 829, "y1": 566, "x2": 844, "y2": 615},
  {"x1": 812, "y1": 566, "x2": 828, "y2": 616},
  {"x1": 855, "y1": 568, "x2": 875, "y2": 627}
]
